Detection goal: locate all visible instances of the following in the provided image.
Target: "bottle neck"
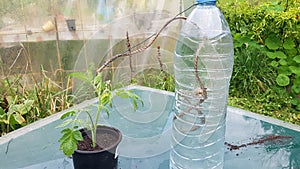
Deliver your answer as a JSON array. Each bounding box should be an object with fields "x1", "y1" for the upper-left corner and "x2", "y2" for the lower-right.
[{"x1": 196, "y1": 0, "x2": 216, "y2": 6}]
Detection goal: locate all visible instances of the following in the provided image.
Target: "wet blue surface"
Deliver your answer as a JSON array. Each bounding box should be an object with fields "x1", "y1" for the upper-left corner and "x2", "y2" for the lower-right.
[{"x1": 0, "y1": 86, "x2": 299, "y2": 169}]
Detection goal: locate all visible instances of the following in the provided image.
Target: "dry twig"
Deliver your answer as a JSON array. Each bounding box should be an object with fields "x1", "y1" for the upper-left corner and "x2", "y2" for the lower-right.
[{"x1": 96, "y1": 16, "x2": 187, "y2": 73}]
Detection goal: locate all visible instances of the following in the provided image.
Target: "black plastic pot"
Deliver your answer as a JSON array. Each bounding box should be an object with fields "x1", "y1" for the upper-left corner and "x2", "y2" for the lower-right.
[{"x1": 72, "y1": 126, "x2": 122, "y2": 169}]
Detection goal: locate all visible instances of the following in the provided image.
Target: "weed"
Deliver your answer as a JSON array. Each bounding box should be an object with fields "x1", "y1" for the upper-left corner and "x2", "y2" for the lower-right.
[{"x1": 0, "y1": 67, "x2": 73, "y2": 136}]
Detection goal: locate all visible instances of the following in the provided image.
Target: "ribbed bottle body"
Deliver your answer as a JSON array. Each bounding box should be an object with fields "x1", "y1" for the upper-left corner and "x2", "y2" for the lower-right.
[{"x1": 170, "y1": 4, "x2": 233, "y2": 169}]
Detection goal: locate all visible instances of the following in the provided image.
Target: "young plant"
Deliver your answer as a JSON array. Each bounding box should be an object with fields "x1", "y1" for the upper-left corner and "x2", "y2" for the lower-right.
[{"x1": 57, "y1": 72, "x2": 143, "y2": 157}]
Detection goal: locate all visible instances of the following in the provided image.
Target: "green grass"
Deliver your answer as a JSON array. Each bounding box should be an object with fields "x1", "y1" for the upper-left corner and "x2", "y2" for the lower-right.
[
  {"x1": 229, "y1": 87, "x2": 300, "y2": 125},
  {"x1": 132, "y1": 68, "x2": 175, "y2": 92}
]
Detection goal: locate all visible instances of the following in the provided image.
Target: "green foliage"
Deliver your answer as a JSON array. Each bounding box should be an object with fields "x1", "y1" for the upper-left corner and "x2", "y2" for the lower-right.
[
  {"x1": 229, "y1": 87, "x2": 300, "y2": 125},
  {"x1": 220, "y1": 0, "x2": 300, "y2": 117},
  {"x1": 230, "y1": 34, "x2": 276, "y2": 97},
  {"x1": 0, "y1": 68, "x2": 73, "y2": 136},
  {"x1": 132, "y1": 68, "x2": 175, "y2": 92},
  {"x1": 0, "y1": 96, "x2": 34, "y2": 132}
]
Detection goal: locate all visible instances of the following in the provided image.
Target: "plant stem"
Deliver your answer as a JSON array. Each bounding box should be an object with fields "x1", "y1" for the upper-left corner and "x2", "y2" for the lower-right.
[
  {"x1": 93, "y1": 109, "x2": 101, "y2": 148},
  {"x1": 84, "y1": 110, "x2": 97, "y2": 148}
]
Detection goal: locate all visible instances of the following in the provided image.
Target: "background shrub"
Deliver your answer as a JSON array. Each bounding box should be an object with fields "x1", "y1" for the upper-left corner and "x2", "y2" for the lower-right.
[{"x1": 218, "y1": 0, "x2": 300, "y2": 124}]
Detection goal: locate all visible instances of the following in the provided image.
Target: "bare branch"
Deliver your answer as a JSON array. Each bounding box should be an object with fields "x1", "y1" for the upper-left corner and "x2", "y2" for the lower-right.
[
  {"x1": 96, "y1": 16, "x2": 187, "y2": 73},
  {"x1": 126, "y1": 31, "x2": 133, "y2": 81},
  {"x1": 156, "y1": 46, "x2": 163, "y2": 72}
]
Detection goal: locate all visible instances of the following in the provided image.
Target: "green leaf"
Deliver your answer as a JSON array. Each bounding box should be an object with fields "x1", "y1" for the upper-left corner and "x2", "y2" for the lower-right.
[
  {"x1": 233, "y1": 34, "x2": 252, "y2": 48},
  {"x1": 60, "y1": 110, "x2": 76, "y2": 120},
  {"x1": 278, "y1": 66, "x2": 292, "y2": 75},
  {"x1": 283, "y1": 38, "x2": 295, "y2": 50},
  {"x1": 116, "y1": 90, "x2": 144, "y2": 111},
  {"x1": 266, "y1": 51, "x2": 287, "y2": 59},
  {"x1": 248, "y1": 41, "x2": 261, "y2": 50},
  {"x1": 0, "y1": 107, "x2": 5, "y2": 115},
  {"x1": 93, "y1": 74, "x2": 103, "y2": 85},
  {"x1": 289, "y1": 66, "x2": 300, "y2": 75},
  {"x1": 294, "y1": 77, "x2": 300, "y2": 85},
  {"x1": 275, "y1": 51, "x2": 287, "y2": 59},
  {"x1": 0, "y1": 108, "x2": 8, "y2": 124},
  {"x1": 73, "y1": 130, "x2": 84, "y2": 141},
  {"x1": 133, "y1": 99, "x2": 138, "y2": 111},
  {"x1": 13, "y1": 113, "x2": 26, "y2": 124},
  {"x1": 7, "y1": 113, "x2": 16, "y2": 125},
  {"x1": 59, "y1": 128, "x2": 83, "y2": 157},
  {"x1": 24, "y1": 99, "x2": 34, "y2": 107},
  {"x1": 270, "y1": 61, "x2": 279, "y2": 67},
  {"x1": 276, "y1": 74, "x2": 290, "y2": 86},
  {"x1": 59, "y1": 138, "x2": 77, "y2": 157},
  {"x1": 56, "y1": 119, "x2": 73, "y2": 128},
  {"x1": 116, "y1": 90, "x2": 130, "y2": 98},
  {"x1": 285, "y1": 48, "x2": 298, "y2": 57},
  {"x1": 129, "y1": 93, "x2": 144, "y2": 111},
  {"x1": 265, "y1": 35, "x2": 281, "y2": 50},
  {"x1": 17, "y1": 100, "x2": 34, "y2": 115},
  {"x1": 8, "y1": 105, "x2": 17, "y2": 115},
  {"x1": 6, "y1": 96, "x2": 15, "y2": 105},
  {"x1": 296, "y1": 104, "x2": 300, "y2": 111},
  {"x1": 279, "y1": 59, "x2": 287, "y2": 66},
  {"x1": 98, "y1": 104, "x2": 110, "y2": 117},
  {"x1": 293, "y1": 55, "x2": 300, "y2": 63},
  {"x1": 24, "y1": 99, "x2": 34, "y2": 106},
  {"x1": 101, "y1": 92, "x2": 112, "y2": 106},
  {"x1": 60, "y1": 128, "x2": 71, "y2": 136},
  {"x1": 291, "y1": 98, "x2": 299, "y2": 106},
  {"x1": 69, "y1": 72, "x2": 92, "y2": 84},
  {"x1": 266, "y1": 52, "x2": 277, "y2": 59},
  {"x1": 292, "y1": 85, "x2": 300, "y2": 94}
]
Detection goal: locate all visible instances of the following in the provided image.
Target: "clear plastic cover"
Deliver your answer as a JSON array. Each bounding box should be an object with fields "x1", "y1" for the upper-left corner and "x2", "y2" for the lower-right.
[{"x1": 0, "y1": 0, "x2": 194, "y2": 90}]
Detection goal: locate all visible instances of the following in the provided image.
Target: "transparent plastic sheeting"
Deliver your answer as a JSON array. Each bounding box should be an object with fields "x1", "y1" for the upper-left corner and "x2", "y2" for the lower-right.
[
  {"x1": 0, "y1": 0, "x2": 195, "y2": 86},
  {"x1": 70, "y1": 0, "x2": 193, "y2": 91},
  {"x1": 0, "y1": 0, "x2": 193, "y2": 44},
  {"x1": 0, "y1": 0, "x2": 193, "y2": 89}
]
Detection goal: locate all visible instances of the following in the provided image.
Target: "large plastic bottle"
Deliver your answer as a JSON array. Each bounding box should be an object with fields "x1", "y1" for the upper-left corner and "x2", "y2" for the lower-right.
[{"x1": 170, "y1": 0, "x2": 234, "y2": 168}]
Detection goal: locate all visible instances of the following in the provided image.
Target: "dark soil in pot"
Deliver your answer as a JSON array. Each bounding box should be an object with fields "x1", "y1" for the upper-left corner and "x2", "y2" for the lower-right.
[{"x1": 72, "y1": 125, "x2": 122, "y2": 169}]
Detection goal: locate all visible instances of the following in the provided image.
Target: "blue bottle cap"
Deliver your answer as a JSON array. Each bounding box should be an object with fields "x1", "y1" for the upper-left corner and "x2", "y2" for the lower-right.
[{"x1": 197, "y1": 0, "x2": 216, "y2": 4}]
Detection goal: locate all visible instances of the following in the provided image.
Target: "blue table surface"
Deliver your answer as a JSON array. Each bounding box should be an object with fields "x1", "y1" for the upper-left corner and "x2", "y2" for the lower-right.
[{"x1": 0, "y1": 86, "x2": 299, "y2": 169}]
